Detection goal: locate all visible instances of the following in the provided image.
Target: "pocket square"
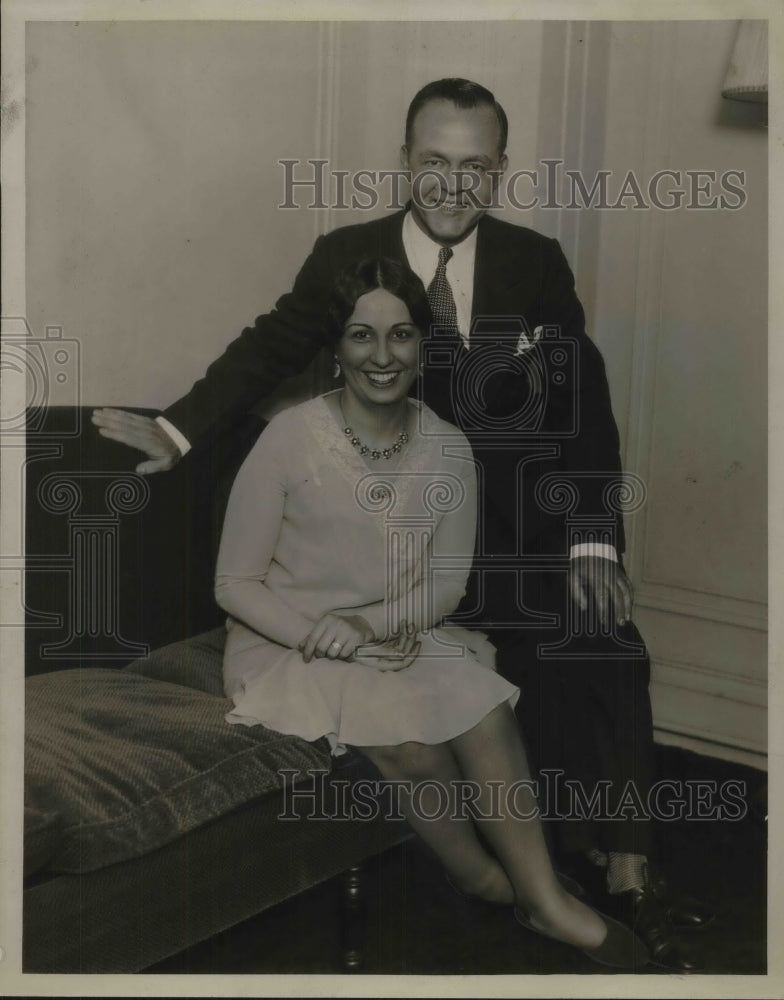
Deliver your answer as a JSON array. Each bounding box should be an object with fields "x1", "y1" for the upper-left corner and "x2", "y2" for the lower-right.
[{"x1": 514, "y1": 325, "x2": 543, "y2": 355}]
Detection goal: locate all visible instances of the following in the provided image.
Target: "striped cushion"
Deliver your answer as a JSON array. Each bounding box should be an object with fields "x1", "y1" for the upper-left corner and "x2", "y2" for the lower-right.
[
  {"x1": 25, "y1": 666, "x2": 331, "y2": 874},
  {"x1": 122, "y1": 627, "x2": 228, "y2": 696}
]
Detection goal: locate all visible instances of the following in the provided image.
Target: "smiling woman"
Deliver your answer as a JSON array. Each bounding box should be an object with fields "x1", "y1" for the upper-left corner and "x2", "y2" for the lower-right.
[
  {"x1": 327, "y1": 258, "x2": 429, "y2": 461},
  {"x1": 210, "y1": 256, "x2": 648, "y2": 970}
]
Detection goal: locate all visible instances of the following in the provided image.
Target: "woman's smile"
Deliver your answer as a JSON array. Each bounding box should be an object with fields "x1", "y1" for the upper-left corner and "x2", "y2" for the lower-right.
[{"x1": 362, "y1": 370, "x2": 404, "y2": 387}]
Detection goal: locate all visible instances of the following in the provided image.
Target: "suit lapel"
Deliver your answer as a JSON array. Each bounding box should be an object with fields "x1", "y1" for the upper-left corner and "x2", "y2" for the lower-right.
[
  {"x1": 472, "y1": 216, "x2": 515, "y2": 319},
  {"x1": 471, "y1": 216, "x2": 540, "y2": 339}
]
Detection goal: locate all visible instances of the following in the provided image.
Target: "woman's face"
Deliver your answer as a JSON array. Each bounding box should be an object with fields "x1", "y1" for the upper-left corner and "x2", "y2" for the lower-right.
[{"x1": 337, "y1": 287, "x2": 421, "y2": 409}]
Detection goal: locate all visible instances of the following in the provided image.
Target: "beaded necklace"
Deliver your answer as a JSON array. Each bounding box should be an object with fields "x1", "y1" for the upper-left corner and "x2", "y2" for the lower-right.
[{"x1": 339, "y1": 396, "x2": 409, "y2": 460}]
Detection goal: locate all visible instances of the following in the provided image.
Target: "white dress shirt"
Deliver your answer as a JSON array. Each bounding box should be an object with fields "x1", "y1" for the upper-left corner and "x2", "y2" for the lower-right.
[
  {"x1": 156, "y1": 414, "x2": 191, "y2": 456},
  {"x1": 402, "y1": 211, "x2": 476, "y2": 347}
]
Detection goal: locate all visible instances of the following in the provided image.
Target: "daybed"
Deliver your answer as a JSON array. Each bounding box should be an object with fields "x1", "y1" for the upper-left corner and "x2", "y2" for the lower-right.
[{"x1": 22, "y1": 405, "x2": 410, "y2": 973}]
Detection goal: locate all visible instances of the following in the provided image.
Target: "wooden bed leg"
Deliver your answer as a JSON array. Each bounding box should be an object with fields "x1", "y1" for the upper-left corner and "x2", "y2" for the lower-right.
[{"x1": 339, "y1": 863, "x2": 366, "y2": 972}]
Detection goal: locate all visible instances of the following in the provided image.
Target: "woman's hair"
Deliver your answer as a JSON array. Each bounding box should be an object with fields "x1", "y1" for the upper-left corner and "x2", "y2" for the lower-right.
[{"x1": 326, "y1": 257, "x2": 432, "y2": 347}]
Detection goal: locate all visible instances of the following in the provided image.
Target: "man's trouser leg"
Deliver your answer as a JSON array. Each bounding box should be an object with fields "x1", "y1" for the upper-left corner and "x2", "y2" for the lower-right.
[{"x1": 490, "y1": 565, "x2": 655, "y2": 859}]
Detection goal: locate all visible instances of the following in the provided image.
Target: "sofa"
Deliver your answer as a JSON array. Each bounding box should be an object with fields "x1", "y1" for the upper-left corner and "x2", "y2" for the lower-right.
[{"x1": 22, "y1": 406, "x2": 411, "y2": 973}]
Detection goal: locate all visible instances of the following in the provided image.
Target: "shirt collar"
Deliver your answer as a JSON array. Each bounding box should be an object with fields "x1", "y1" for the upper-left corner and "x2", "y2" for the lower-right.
[{"x1": 403, "y1": 210, "x2": 479, "y2": 272}]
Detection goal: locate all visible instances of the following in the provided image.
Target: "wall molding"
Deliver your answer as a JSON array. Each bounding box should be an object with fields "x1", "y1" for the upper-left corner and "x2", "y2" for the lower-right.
[
  {"x1": 620, "y1": 24, "x2": 767, "y2": 634},
  {"x1": 635, "y1": 581, "x2": 767, "y2": 632},
  {"x1": 653, "y1": 727, "x2": 767, "y2": 771},
  {"x1": 625, "y1": 21, "x2": 677, "y2": 584},
  {"x1": 308, "y1": 20, "x2": 342, "y2": 400},
  {"x1": 315, "y1": 20, "x2": 341, "y2": 241},
  {"x1": 591, "y1": 22, "x2": 767, "y2": 752},
  {"x1": 650, "y1": 666, "x2": 767, "y2": 755},
  {"x1": 651, "y1": 654, "x2": 766, "y2": 704}
]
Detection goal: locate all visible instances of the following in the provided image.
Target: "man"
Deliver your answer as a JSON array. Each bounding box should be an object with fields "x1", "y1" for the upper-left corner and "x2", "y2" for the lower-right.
[{"x1": 93, "y1": 78, "x2": 711, "y2": 969}]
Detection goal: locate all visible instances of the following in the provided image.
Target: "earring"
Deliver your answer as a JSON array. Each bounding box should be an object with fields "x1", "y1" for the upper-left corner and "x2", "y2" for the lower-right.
[{"x1": 332, "y1": 356, "x2": 342, "y2": 379}]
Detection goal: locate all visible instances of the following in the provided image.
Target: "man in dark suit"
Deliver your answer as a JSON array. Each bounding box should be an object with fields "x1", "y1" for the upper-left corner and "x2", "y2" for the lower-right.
[{"x1": 93, "y1": 78, "x2": 711, "y2": 969}]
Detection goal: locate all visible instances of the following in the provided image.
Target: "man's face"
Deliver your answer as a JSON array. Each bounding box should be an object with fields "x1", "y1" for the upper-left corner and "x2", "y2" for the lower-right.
[{"x1": 401, "y1": 99, "x2": 508, "y2": 247}]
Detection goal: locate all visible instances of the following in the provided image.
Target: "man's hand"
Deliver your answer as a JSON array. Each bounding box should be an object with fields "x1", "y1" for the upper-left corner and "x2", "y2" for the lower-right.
[
  {"x1": 91, "y1": 408, "x2": 181, "y2": 474},
  {"x1": 569, "y1": 555, "x2": 634, "y2": 629},
  {"x1": 299, "y1": 613, "x2": 375, "y2": 663}
]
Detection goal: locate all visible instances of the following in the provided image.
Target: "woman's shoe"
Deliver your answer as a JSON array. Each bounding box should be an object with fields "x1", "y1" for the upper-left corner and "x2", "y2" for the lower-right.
[{"x1": 514, "y1": 904, "x2": 651, "y2": 969}]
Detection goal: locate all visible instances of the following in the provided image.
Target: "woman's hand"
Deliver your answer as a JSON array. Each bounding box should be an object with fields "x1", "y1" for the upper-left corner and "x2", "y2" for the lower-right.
[
  {"x1": 299, "y1": 613, "x2": 375, "y2": 663},
  {"x1": 354, "y1": 620, "x2": 421, "y2": 672}
]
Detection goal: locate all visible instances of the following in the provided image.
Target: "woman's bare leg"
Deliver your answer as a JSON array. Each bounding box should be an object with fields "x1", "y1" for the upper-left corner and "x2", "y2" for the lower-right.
[
  {"x1": 357, "y1": 740, "x2": 514, "y2": 904},
  {"x1": 448, "y1": 702, "x2": 607, "y2": 949}
]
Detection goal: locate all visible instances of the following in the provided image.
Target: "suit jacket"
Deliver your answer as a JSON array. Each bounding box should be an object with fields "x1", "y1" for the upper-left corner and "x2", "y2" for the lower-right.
[{"x1": 164, "y1": 209, "x2": 624, "y2": 553}]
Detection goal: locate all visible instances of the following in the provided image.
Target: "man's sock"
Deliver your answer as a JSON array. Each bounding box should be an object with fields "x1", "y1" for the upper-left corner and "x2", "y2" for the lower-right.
[{"x1": 607, "y1": 852, "x2": 648, "y2": 894}]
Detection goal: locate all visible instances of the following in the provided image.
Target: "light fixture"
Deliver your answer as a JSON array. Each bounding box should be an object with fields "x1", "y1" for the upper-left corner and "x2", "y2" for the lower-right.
[{"x1": 722, "y1": 20, "x2": 768, "y2": 103}]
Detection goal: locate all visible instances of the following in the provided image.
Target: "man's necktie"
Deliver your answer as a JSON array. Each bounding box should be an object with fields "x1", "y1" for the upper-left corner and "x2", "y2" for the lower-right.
[
  {"x1": 422, "y1": 245, "x2": 465, "y2": 423},
  {"x1": 427, "y1": 246, "x2": 461, "y2": 343}
]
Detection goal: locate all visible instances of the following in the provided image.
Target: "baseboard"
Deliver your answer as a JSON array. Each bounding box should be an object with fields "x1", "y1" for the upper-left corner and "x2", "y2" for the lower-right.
[{"x1": 654, "y1": 727, "x2": 768, "y2": 772}]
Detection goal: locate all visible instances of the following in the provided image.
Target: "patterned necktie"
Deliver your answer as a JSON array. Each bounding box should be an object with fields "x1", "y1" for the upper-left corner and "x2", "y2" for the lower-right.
[
  {"x1": 422, "y1": 245, "x2": 464, "y2": 423},
  {"x1": 427, "y1": 246, "x2": 461, "y2": 343}
]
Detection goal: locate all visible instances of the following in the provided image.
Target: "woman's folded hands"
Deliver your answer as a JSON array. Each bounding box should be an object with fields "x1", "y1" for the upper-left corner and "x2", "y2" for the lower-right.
[
  {"x1": 299, "y1": 614, "x2": 420, "y2": 671},
  {"x1": 354, "y1": 620, "x2": 421, "y2": 672}
]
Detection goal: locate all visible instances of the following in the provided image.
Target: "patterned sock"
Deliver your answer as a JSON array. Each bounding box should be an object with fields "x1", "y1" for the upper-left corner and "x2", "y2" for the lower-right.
[
  {"x1": 607, "y1": 852, "x2": 648, "y2": 894},
  {"x1": 586, "y1": 847, "x2": 609, "y2": 868}
]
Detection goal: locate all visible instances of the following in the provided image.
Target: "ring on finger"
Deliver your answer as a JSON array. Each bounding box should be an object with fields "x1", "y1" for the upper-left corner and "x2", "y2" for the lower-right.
[{"x1": 327, "y1": 640, "x2": 343, "y2": 655}]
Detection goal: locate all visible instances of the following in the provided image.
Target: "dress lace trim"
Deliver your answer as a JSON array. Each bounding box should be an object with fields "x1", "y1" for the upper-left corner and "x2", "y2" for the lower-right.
[{"x1": 305, "y1": 392, "x2": 448, "y2": 536}]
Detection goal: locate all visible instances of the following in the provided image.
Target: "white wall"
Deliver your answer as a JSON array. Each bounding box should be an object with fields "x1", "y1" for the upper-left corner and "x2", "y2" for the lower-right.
[
  {"x1": 27, "y1": 21, "x2": 325, "y2": 408},
  {"x1": 26, "y1": 20, "x2": 543, "y2": 410},
  {"x1": 592, "y1": 21, "x2": 767, "y2": 755}
]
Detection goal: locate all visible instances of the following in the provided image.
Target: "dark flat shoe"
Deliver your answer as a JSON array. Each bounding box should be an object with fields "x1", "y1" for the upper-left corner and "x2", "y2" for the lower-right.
[{"x1": 514, "y1": 904, "x2": 651, "y2": 970}]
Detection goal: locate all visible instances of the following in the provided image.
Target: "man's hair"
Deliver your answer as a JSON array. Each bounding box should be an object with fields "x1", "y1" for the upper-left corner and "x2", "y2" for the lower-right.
[
  {"x1": 405, "y1": 78, "x2": 508, "y2": 155},
  {"x1": 326, "y1": 257, "x2": 433, "y2": 348}
]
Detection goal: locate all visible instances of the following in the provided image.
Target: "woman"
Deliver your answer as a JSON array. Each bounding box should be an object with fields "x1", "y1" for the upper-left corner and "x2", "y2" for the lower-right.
[{"x1": 215, "y1": 258, "x2": 646, "y2": 969}]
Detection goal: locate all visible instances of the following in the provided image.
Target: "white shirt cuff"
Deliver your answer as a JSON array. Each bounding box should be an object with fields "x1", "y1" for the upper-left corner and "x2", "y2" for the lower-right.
[
  {"x1": 155, "y1": 416, "x2": 192, "y2": 457},
  {"x1": 570, "y1": 542, "x2": 618, "y2": 563}
]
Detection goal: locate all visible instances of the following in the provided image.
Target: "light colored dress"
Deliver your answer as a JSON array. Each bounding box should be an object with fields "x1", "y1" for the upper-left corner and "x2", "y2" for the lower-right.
[{"x1": 216, "y1": 391, "x2": 518, "y2": 756}]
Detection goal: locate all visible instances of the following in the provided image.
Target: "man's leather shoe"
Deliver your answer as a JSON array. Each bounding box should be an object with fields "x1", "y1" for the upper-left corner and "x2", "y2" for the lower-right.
[
  {"x1": 647, "y1": 870, "x2": 715, "y2": 929},
  {"x1": 609, "y1": 882, "x2": 703, "y2": 972}
]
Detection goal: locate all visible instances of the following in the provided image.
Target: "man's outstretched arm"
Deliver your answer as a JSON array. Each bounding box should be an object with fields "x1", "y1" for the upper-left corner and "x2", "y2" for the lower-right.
[
  {"x1": 91, "y1": 231, "x2": 337, "y2": 472},
  {"x1": 91, "y1": 408, "x2": 184, "y2": 474}
]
